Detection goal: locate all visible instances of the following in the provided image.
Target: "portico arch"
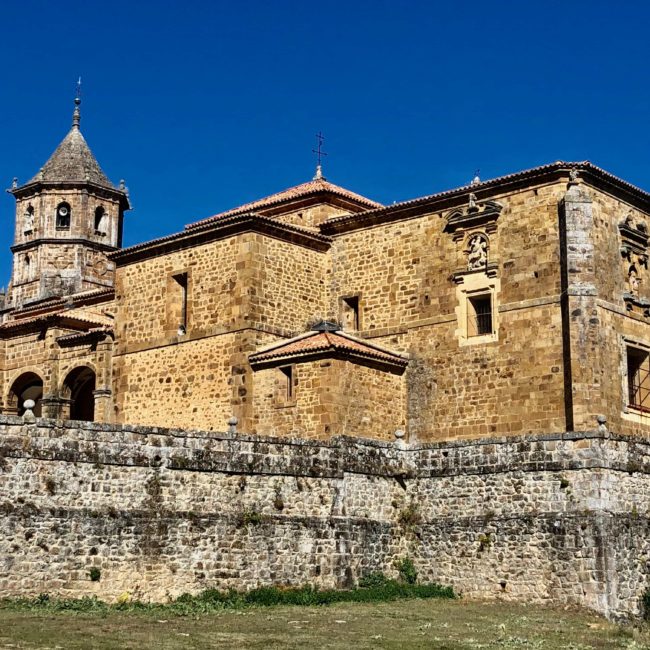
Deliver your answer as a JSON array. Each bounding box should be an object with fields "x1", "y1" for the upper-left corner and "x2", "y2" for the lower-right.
[
  {"x1": 8, "y1": 372, "x2": 43, "y2": 416},
  {"x1": 62, "y1": 366, "x2": 96, "y2": 422}
]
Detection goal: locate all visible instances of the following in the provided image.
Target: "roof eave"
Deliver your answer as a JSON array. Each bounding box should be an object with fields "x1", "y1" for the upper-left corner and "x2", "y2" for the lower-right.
[
  {"x1": 110, "y1": 213, "x2": 331, "y2": 266},
  {"x1": 8, "y1": 181, "x2": 131, "y2": 210},
  {"x1": 320, "y1": 161, "x2": 650, "y2": 235}
]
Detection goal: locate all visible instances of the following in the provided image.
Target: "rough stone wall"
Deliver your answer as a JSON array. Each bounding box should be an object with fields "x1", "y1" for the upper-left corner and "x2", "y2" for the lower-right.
[
  {"x1": 244, "y1": 234, "x2": 329, "y2": 331},
  {"x1": 330, "y1": 183, "x2": 567, "y2": 441},
  {"x1": 0, "y1": 417, "x2": 648, "y2": 620},
  {"x1": 10, "y1": 190, "x2": 121, "y2": 305},
  {"x1": 565, "y1": 185, "x2": 650, "y2": 436},
  {"x1": 270, "y1": 203, "x2": 353, "y2": 230},
  {"x1": 252, "y1": 359, "x2": 405, "y2": 440},
  {"x1": 113, "y1": 333, "x2": 239, "y2": 429}
]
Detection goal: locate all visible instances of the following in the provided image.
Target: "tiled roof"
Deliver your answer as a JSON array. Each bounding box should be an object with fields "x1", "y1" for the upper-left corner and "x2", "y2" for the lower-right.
[
  {"x1": 25, "y1": 125, "x2": 114, "y2": 188},
  {"x1": 320, "y1": 161, "x2": 650, "y2": 234},
  {"x1": 249, "y1": 329, "x2": 408, "y2": 368},
  {"x1": 56, "y1": 326, "x2": 113, "y2": 345},
  {"x1": 0, "y1": 311, "x2": 112, "y2": 334},
  {"x1": 110, "y1": 212, "x2": 331, "y2": 265},
  {"x1": 186, "y1": 178, "x2": 383, "y2": 229},
  {"x1": 11, "y1": 288, "x2": 115, "y2": 320}
]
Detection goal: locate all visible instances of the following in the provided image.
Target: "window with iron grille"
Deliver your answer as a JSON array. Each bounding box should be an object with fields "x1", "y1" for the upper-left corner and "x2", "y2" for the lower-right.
[
  {"x1": 467, "y1": 295, "x2": 493, "y2": 337},
  {"x1": 627, "y1": 347, "x2": 650, "y2": 412}
]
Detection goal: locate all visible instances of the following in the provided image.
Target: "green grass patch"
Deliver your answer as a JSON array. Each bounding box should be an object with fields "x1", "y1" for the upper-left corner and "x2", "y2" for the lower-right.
[{"x1": 0, "y1": 580, "x2": 455, "y2": 616}]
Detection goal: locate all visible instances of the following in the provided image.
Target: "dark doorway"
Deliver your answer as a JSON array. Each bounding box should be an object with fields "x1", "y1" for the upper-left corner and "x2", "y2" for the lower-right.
[{"x1": 64, "y1": 367, "x2": 96, "y2": 421}]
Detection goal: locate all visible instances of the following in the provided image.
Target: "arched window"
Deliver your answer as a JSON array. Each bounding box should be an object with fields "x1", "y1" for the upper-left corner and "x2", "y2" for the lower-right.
[
  {"x1": 23, "y1": 204, "x2": 35, "y2": 233},
  {"x1": 94, "y1": 206, "x2": 107, "y2": 234},
  {"x1": 62, "y1": 366, "x2": 96, "y2": 421},
  {"x1": 8, "y1": 372, "x2": 43, "y2": 417},
  {"x1": 56, "y1": 202, "x2": 71, "y2": 229}
]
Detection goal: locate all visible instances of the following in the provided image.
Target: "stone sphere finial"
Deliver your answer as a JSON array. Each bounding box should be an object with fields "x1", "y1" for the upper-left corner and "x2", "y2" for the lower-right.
[{"x1": 22, "y1": 399, "x2": 36, "y2": 424}]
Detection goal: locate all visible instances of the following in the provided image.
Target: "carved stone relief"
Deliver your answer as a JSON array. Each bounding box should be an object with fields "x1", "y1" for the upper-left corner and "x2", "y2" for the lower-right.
[
  {"x1": 619, "y1": 213, "x2": 650, "y2": 313},
  {"x1": 467, "y1": 233, "x2": 488, "y2": 271}
]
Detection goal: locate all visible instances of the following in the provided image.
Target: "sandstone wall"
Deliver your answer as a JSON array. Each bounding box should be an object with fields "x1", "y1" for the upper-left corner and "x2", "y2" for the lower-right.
[
  {"x1": 0, "y1": 416, "x2": 648, "y2": 620},
  {"x1": 330, "y1": 183, "x2": 568, "y2": 440},
  {"x1": 252, "y1": 359, "x2": 405, "y2": 440}
]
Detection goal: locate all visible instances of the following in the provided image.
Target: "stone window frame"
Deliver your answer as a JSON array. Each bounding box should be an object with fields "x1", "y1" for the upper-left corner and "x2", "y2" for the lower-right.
[
  {"x1": 455, "y1": 272, "x2": 500, "y2": 347},
  {"x1": 621, "y1": 336, "x2": 650, "y2": 424},
  {"x1": 55, "y1": 202, "x2": 71, "y2": 230},
  {"x1": 94, "y1": 206, "x2": 108, "y2": 236},
  {"x1": 339, "y1": 293, "x2": 362, "y2": 331},
  {"x1": 274, "y1": 364, "x2": 297, "y2": 408},
  {"x1": 165, "y1": 268, "x2": 192, "y2": 338}
]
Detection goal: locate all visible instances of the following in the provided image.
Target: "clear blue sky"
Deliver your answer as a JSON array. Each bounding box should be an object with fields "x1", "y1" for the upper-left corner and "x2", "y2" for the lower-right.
[{"x1": 1, "y1": 0, "x2": 649, "y2": 287}]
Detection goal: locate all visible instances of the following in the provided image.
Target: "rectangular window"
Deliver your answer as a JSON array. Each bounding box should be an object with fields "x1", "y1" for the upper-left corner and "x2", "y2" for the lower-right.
[
  {"x1": 341, "y1": 295, "x2": 360, "y2": 330},
  {"x1": 467, "y1": 294, "x2": 493, "y2": 337},
  {"x1": 628, "y1": 347, "x2": 650, "y2": 412},
  {"x1": 279, "y1": 366, "x2": 294, "y2": 400},
  {"x1": 172, "y1": 272, "x2": 188, "y2": 334}
]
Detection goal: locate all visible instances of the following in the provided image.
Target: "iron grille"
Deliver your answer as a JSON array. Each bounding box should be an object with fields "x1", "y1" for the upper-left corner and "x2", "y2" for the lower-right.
[
  {"x1": 468, "y1": 296, "x2": 492, "y2": 336},
  {"x1": 628, "y1": 348, "x2": 650, "y2": 412}
]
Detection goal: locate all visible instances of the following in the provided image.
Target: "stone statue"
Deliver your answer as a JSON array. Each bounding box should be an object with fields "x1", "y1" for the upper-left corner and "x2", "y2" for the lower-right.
[
  {"x1": 629, "y1": 266, "x2": 640, "y2": 296},
  {"x1": 569, "y1": 169, "x2": 579, "y2": 183},
  {"x1": 467, "y1": 234, "x2": 488, "y2": 270},
  {"x1": 468, "y1": 193, "x2": 477, "y2": 211},
  {"x1": 23, "y1": 207, "x2": 34, "y2": 233}
]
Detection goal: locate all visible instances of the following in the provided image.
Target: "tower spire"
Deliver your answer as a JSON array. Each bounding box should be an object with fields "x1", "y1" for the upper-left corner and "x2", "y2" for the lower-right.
[{"x1": 72, "y1": 77, "x2": 82, "y2": 128}]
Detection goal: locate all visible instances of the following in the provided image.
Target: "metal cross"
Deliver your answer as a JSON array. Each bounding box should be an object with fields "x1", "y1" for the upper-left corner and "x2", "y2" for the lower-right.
[
  {"x1": 312, "y1": 132, "x2": 328, "y2": 167},
  {"x1": 76, "y1": 77, "x2": 82, "y2": 101}
]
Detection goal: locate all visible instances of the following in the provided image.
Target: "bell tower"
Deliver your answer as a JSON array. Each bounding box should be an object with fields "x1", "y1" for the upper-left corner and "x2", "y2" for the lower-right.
[{"x1": 7, "y1": 91, "x2": 130, "y2": 307}]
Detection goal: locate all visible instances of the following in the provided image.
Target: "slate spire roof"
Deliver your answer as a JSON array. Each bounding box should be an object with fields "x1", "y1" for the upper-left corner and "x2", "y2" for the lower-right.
[{"x1": 25, "y1": 97, "x2": 115, "y2": 189}]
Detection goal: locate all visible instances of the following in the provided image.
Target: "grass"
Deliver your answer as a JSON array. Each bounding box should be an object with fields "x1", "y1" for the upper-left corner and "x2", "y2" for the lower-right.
[
  {"x1": 1, "y1": 597, "x2": 650, "y2": 649},
  {"x1": 1, "y1": 580, "x2": 454, "y2": 614}
]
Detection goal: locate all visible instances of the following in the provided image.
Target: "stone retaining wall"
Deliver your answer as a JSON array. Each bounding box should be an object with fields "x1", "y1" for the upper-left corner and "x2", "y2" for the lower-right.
[{"x1": 0, "y1": 416, "x2": 648, "y2": 619}]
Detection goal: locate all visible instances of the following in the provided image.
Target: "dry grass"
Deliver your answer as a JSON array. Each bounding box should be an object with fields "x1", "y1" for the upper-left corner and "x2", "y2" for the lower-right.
[{"x1": 0, "y1": 598, "x2": 649, "y2": 649}]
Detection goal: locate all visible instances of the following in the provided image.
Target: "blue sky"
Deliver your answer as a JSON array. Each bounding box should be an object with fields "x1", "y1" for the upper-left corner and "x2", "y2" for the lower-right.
[{"x1": 0, "y1": 0, "x2": 649, "y2": 287}]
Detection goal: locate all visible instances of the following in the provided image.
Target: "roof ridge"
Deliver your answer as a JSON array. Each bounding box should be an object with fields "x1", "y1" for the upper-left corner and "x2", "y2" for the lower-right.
[
  {"x1": 320, "y1": 160, "x2": 650, "y2": 233},
  {"x1": 185, "y1": 177, "x2": 382, "y2": 230}
]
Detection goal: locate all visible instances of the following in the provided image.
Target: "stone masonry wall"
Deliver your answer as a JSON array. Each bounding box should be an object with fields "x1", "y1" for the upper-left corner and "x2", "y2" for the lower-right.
[
  {"x1": 331, "y1": 182, "x2": 568, "y2": 441},
  {"x1": 0, "y1": 416, "x2": 648, "y2": 620}
]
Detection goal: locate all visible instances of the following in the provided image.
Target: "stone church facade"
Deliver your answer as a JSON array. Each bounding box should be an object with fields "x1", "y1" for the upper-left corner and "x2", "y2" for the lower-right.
[
  {"x1": 3, "y1": 99, "x2": 650, "y2": 443},
  {"x1": 2, "y1": 100, "x2": 650, "y2": 619}
]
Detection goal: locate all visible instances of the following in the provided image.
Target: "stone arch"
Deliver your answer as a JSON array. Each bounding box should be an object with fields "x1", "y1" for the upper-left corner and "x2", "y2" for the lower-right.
[
  {"x1": 56, "y1": 201, "x2": 71, "y2": 229},
  {"x1": 7, "y1": 371, "x2": 43, "y2": 416},
  {"x1": 62, "y1": 365, "x2": 96, "y2": 422}
]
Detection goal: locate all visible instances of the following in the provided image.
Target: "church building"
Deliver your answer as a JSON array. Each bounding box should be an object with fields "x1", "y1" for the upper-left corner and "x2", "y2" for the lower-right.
[{"x1": 3, "y1": 98, "x2": 650, "y2": 443}]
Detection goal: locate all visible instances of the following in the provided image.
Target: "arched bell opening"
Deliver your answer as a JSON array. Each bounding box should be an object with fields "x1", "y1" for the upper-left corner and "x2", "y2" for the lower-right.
[
  {"x1": 8, "y1": 372, "x2": 43, "y2": 416},
  {"x1": 62, "y1": 366, "x2": 96, "y2": 422}
]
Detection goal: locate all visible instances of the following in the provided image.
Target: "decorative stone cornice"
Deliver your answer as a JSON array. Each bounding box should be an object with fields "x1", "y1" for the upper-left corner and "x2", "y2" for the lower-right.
[{"x1": 443, "y1": 199, "x2": 503, "y2": 238}]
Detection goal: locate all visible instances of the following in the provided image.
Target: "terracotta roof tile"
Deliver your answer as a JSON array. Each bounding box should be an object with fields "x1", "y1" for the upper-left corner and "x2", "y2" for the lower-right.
[
  {"x1": 0, "y1": 312, "x2": 112, "y2": 333},
  {"x1": 56, "y1": 326, "x2": 114, "y2": 345},
  {"x1": 185, "y1": 178, "x2": 382, "y2": 229},
  {"x1": 320, "y1": 161, "x2": 650, "y2": 233},
  {"x1": 249, "y1": 330, "x2": 408, "y2": 368}
]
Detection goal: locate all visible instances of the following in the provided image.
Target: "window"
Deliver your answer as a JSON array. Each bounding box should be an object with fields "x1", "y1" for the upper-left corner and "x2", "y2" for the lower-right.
[
  {"x1": 467, "y1": 294, "x2": 493, "y2": 337},
  {"x1": 280, "y1": 366, "x2": 294, "y2": 400},
  {"x1": 341, "y1": 295, "x2": 360, "y2": 330},
  {"x1": 23, "y1": 205, "x2": 34, "y2": 233},
  {"x1": 94, "y1": 206, "x2": 106, "y2": 234},
  {"x1": 56, "y1": 202, "x2": 71, "y2": 229},
  {"x1": 628, "y1": 347, "x2": 650, "y2": 412},
  {"x1": 173, "y1": 272, "x2": 188, "y2": 335}
]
